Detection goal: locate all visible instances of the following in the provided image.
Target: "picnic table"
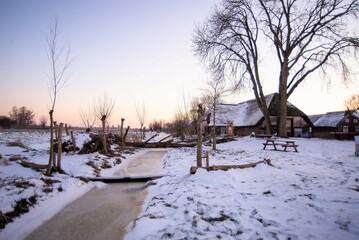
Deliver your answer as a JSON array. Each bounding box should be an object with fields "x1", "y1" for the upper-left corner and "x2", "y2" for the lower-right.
[{"x1": 262, "y1": 138, "x2": 298, "y2": 152}]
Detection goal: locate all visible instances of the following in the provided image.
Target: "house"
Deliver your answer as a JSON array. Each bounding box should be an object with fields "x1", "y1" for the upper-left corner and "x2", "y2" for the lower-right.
[
  {"x1": 0, "y1": 116, "x2": 13, "y2": 129},
  {"x1": 205, "y1": 93, "x2": 312, "y2": 137},
  {"x1": 309, "y1": 110, "x2": 359, "y2": 140}
]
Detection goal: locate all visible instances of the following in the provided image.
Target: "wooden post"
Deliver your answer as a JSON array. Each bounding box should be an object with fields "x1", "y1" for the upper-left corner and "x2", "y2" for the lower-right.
[
  {"x1": 124, "y1": 126, "x2": 130, "y2": 143},
  {"x1": 206, "y1": 151, "x2": 209, "y2": 168},
  {"x1": 120, "y1": 118, "x2": 125, "y2": 148},
  {"x1": 57, "y1": 123, "x2": 63, "y2": 170},
  {"x1": 65, "y1": 123, "x2": 69, "y2": 135},
  {"x1": 54, "y1": 122, "x2": 58, "y2": 140},
  {"x1": 52, "y1": 151, "x2": 57, "y2": 168},
  {"x1": 70, "y1": 130, "x2": 76, "y2": 152},
  {"x1": 46, "y1": 110, "x2": 54, "y2": 176},
  {"x1": 197, "y1": 104, "x2": 204, "y2": 167}
]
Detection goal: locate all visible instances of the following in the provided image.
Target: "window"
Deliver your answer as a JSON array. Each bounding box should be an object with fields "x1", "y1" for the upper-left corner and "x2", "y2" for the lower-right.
[
  {"x1": 354, "y1": 119, "x2": 358, "y2": 123},
  {"x1": 345, "y1": 119, "x2": 349, "y2": 123},
  {"x1": 355, "y1": 126, "x2": 359, "y2": 132},
  {"x1": 343, "y1": 126, "x2": 349, "y2": 133}
]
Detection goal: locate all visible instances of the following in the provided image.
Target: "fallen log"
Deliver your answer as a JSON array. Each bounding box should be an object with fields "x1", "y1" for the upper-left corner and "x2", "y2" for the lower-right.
[
  {"x1": 20, "y1": 161, "x2": 48, "y2": 170},
  {"x1": 145, "y1": 134, "x2": 158, "y2": 143},
  {"x1": 190, "y1": 159, "x2": 273, "y2": 174}
]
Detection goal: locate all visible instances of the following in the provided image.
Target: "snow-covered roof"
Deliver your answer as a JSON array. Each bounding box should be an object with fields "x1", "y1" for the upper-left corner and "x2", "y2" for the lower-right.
[
  {"x1": 310, "y1": 111, "x2": 358, "y2": 127},
  {"x1": 207, "y1": 94, "x2": 275, "y2": 127}
]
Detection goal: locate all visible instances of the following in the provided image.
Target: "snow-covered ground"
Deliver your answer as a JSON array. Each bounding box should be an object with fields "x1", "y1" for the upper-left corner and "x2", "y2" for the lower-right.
[
  {"x1": 1, "y1": 130, "x2": 358, "y2": 240},
  {"x1": 126, "y1": 137, "x2": 359, "y2": 240},
  {"x1": 0, "y1": 130, "x2": 144, "y2": 239}
]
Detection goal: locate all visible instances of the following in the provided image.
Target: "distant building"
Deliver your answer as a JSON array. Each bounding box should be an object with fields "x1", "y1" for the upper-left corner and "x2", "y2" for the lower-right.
[
  {"x1": 0, "y1": 116, "x2": 13, "y2": 129},
  {"x1": 309, "y1": 110, "x2": 359, "y2": 140},
  {"x1": 205, "y1": 93, "x2": 312, "y2": 137}
]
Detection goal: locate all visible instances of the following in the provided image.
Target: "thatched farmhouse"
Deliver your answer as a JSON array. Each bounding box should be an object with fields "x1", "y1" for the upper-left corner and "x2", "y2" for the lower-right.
[
  {"x1": 205, "y1": 93, "x2": 312, "y2": 137},
  {"x1": 309, "y1": 110, "x2": 359, "y2": 140}
]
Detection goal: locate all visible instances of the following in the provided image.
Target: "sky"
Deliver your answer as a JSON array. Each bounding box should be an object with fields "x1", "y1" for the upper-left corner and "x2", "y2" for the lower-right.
[{"x1": 0, "y1": 0, "x2": 358, "y2": 128}]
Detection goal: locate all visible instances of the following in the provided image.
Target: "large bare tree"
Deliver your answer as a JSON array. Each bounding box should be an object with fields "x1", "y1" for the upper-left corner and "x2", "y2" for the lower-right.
[
  {"x1": 194, "y1": 0, "x2": 359, "y2": 137},
  {"x1": 94, "y1": 93, "x2": 115, "y2": 154},
  {"x1": 45, "y1": 18, "x2": 72, "y2": 175}
]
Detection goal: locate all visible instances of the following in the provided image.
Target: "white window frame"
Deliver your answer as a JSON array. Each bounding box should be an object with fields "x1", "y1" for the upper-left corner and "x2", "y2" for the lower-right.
[{"x1": 343, "y1": 126, "x2": 349, "y2": 133}]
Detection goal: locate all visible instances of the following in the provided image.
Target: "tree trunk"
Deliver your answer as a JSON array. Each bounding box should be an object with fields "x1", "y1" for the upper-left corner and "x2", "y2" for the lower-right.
[
  {"x1": 70, "y1": 130, "x2": 77, "y2": 152},
  {"x1": 197, "y1": 104, "x2": 204, "y2": 167},
  {"x1": 101, "y1": 116, "x2": 107, "y2": 154},
  {"x1": 57, "y1": 123, "x2": 63, "y2": 170},
  {"x1": 212, "y1": 103, "x2": 216, "y2": 151},
  {"x1": 254, "y1": 89, "x2": 272, "y2": 135},
  {"x1": 278, "y1": 60, "x2": 289, "y2": 138},
  {"x1": 46, "y1": 110, "x2": 54, "y2": 176},
  {"x1": 120, "y1": 118, "x2": 125, "y2": 148}
]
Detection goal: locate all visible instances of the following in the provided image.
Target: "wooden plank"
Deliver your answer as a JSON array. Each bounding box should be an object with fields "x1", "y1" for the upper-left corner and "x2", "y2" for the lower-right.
[{"x1": 88, "y1": 175, "x2": 165, "y2": 183}]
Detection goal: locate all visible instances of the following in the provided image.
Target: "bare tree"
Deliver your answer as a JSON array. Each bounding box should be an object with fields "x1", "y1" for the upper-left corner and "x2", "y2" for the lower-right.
[
  {"x1": 44, "y1": 17, "x2": 72, "y2": 175},
  {"x1": 201, "y1": 76, "x2": 232, "y2": 150},
  {"x1": 149, "y1": 119, "x2": 166, "y2": 133},
  {"x1": 170, "y1": 108, "x2": 192, "y2": 140},
  {"x1": 135, "y1": 100, "x2": 147, "y2": 141},
  {"x1": 94, "y1": 92, "x2": 115, "y2": 154},
  {"x1": 194, "y1": 0, "x2": 359, "y2": 137},
  {"x1": 345, "y1": 94, "x2": 359, "y2": 110},
  {"x1": 9, "y1": 106, "x2": 35, "y2": 127},
  {"x1": 196, "y1": 104, "x2": 205, "y2": 167},
  {"x1": 79, "y1": 104, "x2": 96, "y2": 132}
]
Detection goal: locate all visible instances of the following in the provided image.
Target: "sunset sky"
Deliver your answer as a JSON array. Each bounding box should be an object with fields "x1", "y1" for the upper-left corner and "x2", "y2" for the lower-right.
[{"x1": 1, "y1": 0, "x2": 358, "y2": 128}]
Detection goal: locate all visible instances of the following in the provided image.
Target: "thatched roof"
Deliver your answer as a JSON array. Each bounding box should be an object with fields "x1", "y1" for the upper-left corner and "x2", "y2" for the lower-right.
[
  {"x1": 207, "y1": 93, "x2": 310, "y2": 127},
  {"x1": 310, "y1": 110, "x2": 359, "y2": 127}
]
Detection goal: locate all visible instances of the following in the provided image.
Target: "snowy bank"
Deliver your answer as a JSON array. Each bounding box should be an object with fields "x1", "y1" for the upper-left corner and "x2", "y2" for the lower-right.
[{"x1": 126, "y1": 137, "x2": 359, "y2": 240}]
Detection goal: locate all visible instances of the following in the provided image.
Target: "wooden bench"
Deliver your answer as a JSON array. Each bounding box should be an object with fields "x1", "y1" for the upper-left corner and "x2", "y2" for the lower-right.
[{"x1": 262, "y1": 139, "x2": 298, "y2": 152}]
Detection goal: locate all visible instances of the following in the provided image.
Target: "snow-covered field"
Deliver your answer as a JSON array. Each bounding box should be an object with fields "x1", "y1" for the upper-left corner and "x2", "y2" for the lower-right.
[
  {"x1": 126, "y1": 137, "x2": 359, "y2": 240},
  {"x1": 0, "y1": 130, "x2": 358, "y2": 240}
]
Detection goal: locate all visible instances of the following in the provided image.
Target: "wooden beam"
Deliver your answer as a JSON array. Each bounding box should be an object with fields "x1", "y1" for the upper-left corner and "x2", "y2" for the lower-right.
[
  {"x1": 87, "y1": 175, "x2": 165, "y2": 183},
  {"x1": 190, "y1": 159, "x2": 273, "y2": 174}
]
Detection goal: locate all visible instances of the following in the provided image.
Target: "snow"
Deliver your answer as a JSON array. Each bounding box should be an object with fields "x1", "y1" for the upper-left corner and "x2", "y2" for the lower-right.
[
  {"x1": 208, "y1": 94, "x2": 274, "y2": 127},
  {"x1": 1, "y1": 130, "x2": 359, "y2": 240},
  {"x1": 126, "y1": 137, "x2": 359, "y2": 240},
  {"x1": 311, "y1": 111, "x2": 347, "y2": 127},
  {"x1": 311, "y1": 110, "x2": 359, "y2": 127},
  {"x1": 0, "y1": 130, "x2": 142, "y2": 239}
]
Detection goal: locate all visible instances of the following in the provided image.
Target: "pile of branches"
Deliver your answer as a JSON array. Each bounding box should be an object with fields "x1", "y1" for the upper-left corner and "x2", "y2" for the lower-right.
[
  {"x1": 79, "y1": 133, "x2": 120, "y2": 154},
  {"x1": 53, "y1": 139, "x2": 79, "y2": 153}
]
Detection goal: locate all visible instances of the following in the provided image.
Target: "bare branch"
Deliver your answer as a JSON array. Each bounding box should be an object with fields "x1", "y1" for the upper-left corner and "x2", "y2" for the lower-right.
[{"x1": 94, "y1": 92, "x2": 115, "y2": 122}]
